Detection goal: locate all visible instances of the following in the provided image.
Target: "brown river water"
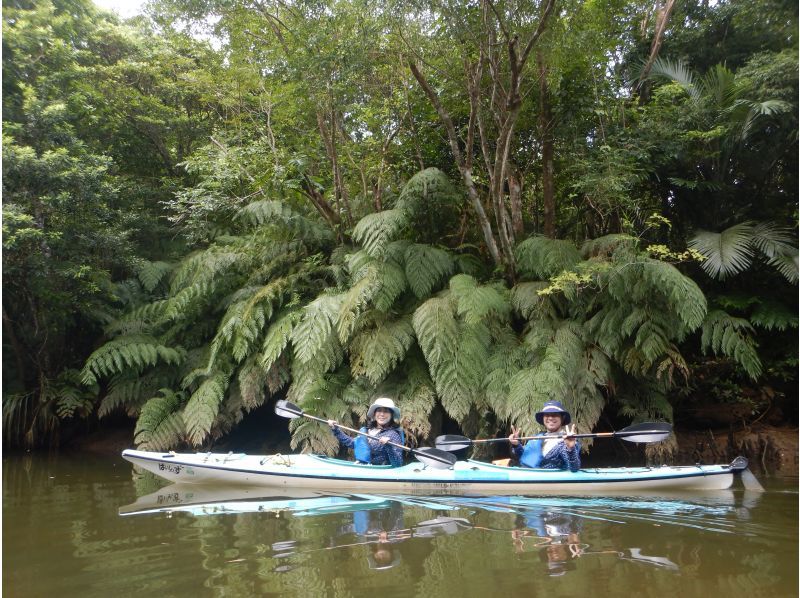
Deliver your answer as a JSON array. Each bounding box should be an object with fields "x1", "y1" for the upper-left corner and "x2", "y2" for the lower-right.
[{"x1": 3, "y1": 452, "x2": 798, "y2": 597}]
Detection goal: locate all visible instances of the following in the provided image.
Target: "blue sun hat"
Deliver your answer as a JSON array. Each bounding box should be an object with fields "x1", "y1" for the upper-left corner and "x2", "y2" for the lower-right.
[{"x1": 535, "y1": 401, "x2": 572, "y2": 426}]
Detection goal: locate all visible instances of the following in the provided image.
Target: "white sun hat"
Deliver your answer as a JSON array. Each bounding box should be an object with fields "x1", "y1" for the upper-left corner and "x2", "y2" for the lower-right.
[{"x1": 367, "y1": 397, "x2": 401, "y2": 420}]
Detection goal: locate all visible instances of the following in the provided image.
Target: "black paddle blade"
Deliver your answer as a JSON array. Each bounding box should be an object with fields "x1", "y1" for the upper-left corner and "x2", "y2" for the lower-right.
[
  {"x1": 275, "y1": 400, "x2": 303, "y2": 419},
  {"x1": 434, "y1": 435, "x2": 472, "y2": 452},
  {"x1": 618, "y1": 421, "x2": 672, "y2": 443},
  {"x1": 413, "y1": 447, "x2": 458, "y2": 469}
]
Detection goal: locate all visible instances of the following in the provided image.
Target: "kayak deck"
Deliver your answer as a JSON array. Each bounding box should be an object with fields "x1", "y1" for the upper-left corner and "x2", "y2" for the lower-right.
[{"x1": 121, "y1": 449, "x2": 746, "y2": 493}]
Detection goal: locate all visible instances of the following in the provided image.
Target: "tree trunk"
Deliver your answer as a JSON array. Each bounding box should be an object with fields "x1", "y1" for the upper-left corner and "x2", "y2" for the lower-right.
[
  {"x1": 537, "y1": 50, "x2": 556, "y2": 239},
  {"x1": 2, "y1": 306, "x2": 28, "y2": 385},
  {"x1": 409, "y1": 62, "x2": 503, "y2": 269},
  {"x1": 508, "y1": 168, "x2": 524, "y2": 237},
  {"x1": 316, "y1": 108, "x2": 353, "y2": 228},
  {"x1": 638, "y1": 0, "x2": 677, "y2": 101}
]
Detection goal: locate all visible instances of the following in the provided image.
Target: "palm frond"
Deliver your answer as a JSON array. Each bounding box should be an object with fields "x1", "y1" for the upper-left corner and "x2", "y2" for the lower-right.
[
  {"x1": 689, "y1": 222, "x2": 756, "y2": 279},
  {"x1": 648, "y1": 58, "x2": 700, "y2": 102},
  {"x1": 767, "y1": 253, "x2": 798, "y2": 284}
]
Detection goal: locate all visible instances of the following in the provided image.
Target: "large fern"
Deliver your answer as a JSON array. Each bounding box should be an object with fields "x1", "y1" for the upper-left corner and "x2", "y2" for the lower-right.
[
  {"x1": 133, "y1": 389, "x2": 186, "y2": 451},
  {"x1": 82, "y1": 335, "x2": 185, "y2": 385},
  {"x1": 700, "y1": 310, "x2": 762, "y2": 379}
]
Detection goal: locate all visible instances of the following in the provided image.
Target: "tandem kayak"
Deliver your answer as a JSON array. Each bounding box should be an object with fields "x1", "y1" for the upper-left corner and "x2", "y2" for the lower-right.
[{"x1": 121, "y1": 449, "x2": 753, "y2": 493}]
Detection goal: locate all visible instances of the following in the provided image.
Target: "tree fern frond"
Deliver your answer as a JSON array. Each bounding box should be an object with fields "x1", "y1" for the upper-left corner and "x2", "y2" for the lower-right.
[
  {"x1": 392, "y1": 354, "x2": 437, "y2": 444},
  {"x1": 137, "y1": 260, "x2": 173, "y2": 293},
  {"x1": 454, "y1": 252, "x2": 486, "y2": 277},
  {"x1": 654, "y1": 346, "x2": 690, "y2": 387},
  {"x1": 346, "y1": 250, "x2": 376, "y2": 281},
  {"x1": 750, "y1": 301, "x2": 798, "y2": 331},
  {"x1": 581, "y1": 234, "x2": 639, "y2": 258},
  {"x1": 405, "y1": 244, "x2": 455, "y2": 298},
  {"x1": 237, "y1": 199, "x2": 334, "y2": 245},
  {"x1": 183, "y1": 371, "x2": 230, "y2": 446},
  {"x1": 99, "y1": 369, "x2": 179, "y2": 418},
  {"x1": 261, "y1": 308, "x2": 302, "y2": 371},
  {"x1": 449, "y1": 274, "x2": 511, "y2": 325},
  {"x1": 350, "y1": 315, "x2": 416, "y2": 385},
  {"x1": 634, "y1": 321, "x2": 670, "y2": 368},
  {"x1": 510, "y1": 281, "x2": 549, "y2": 320},
  {"x1": 337, "y1": 267, "x2": 381, "y2": 344},
  {"x1": 700, "y1": 310, "x2": 762, "y2": 379},
  {"x1": 82, "y1": 335, "x2": 185, "y2": 385},
  {"x1": 353, "y1": 209, "x2": 408, "y2": 257},
  {"x1": 238, "y1": 354, "x2": 269, "y2": 411},
  {"x1": 288, "y1": 418, "x2": 340, "y2": 455},
  {"x1": 483, "y1": 336, "x2": 533, "y2": 421},
  {"x1": 412, "y1": 295, "x2": 458, "y2": 367},
  {"x1": 291, "y1": 293, "x2": 345, "y2": 372},
  {"x1": 609, "y1": 260, "x2": 707, "y2": 332},
  {"x1": 515, "y1": 236, "x2": 581, "y2": 279},
  {"x1": 134, "y1": 389, "x2": 186, "y2": 451},
  {"x1": 169, "y1": 248, "x2": 247, "y2": 295},
  {"x1": 374, "y1": 260, "x2": 409, "y2": 312},
  {"x1": 210, "y1": 275, "x2": 297, "y2": 366},
  {"x1": 237, "y1": 199, "x2": 295, "y2": 225},
  {"x1": 396, "y1": 167, "x2": 461, "y2": 213}
]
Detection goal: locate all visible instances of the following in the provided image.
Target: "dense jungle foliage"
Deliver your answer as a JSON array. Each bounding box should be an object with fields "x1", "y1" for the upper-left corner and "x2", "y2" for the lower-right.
[{"x1": 3, "y1": 0, "x2": 797, "y2": 455}]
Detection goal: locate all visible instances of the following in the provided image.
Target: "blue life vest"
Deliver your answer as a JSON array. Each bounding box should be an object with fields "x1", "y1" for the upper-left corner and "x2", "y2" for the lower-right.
[
  {"x1": 520, "y1": 438, "x2": 543, "y2": 468},
  {"x1": 354, "y1": 426, "x2": 405, "y2": 463},
  {"x1": 354, "y1": 428, "x2": 371, "y2": 462},
  {"x1": 353, "y1": 509, "x2": 370, "y2": 535}
]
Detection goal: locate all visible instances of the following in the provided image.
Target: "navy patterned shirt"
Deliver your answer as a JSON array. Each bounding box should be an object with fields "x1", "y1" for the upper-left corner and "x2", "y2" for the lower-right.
[{"x1": 332, "y1": 426, "x2": 405, "y2": 467}]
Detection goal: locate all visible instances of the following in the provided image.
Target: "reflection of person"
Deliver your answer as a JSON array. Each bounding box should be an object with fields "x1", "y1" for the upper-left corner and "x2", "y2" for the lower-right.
[
  {"x1": 328, "y1": 397, "x2": 404, "y2": 466},
  {"x1": 355, "y1": 502, "x2": 407, "y2": 570},
  {"x1": 509, "y1": 401, "x2": 580, "y2": 471},
  {"x1": 511, "y1": 510, "x2": 585, "y2": 577}
]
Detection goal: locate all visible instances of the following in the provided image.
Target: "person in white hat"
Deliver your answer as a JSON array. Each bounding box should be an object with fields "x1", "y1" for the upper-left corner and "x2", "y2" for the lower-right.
[
  {"x1": 508, "y1": 401, "x2": 580, "y2": 471},
  {"x1": 328, "y1": 397, "x2": 404, "y2": 466}
]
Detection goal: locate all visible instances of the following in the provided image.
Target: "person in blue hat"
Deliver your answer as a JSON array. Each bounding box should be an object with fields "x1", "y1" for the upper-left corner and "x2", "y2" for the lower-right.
[{"x1": 508, "y1": 401, "x2": 581, "y2": 471}]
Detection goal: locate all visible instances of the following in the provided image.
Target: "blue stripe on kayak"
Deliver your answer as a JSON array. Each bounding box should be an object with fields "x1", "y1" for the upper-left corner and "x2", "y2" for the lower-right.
[{"x1": 124, "y1": 453, "x2": 733, "y2": 485}]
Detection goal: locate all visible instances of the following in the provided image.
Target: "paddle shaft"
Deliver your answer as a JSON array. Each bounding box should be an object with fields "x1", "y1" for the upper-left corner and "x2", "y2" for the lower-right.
[
  {"x1": 297, "y1": 411, "x2": 410, "y2": 453},
  {"x1": 471, "y1": 429, "x2": 668, "y2": 444}
]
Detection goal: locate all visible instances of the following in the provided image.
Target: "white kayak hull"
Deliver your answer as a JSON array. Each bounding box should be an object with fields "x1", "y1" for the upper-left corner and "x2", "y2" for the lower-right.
[{"x1": 121, "y1": 450, "x2": 746, "y2": 494}]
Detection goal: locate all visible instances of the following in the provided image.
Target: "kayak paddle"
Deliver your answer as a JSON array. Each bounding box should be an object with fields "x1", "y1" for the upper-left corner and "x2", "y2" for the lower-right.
[
  {"x1": 435, "y1": 422, "x2": 673, "y2": 451},
  {"x1": 275, "y1": 400, "x2": 457, "y2": 469}
]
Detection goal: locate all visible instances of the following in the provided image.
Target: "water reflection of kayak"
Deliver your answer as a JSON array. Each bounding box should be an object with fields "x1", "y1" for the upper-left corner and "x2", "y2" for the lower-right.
[
  {"x1": 119, "y1": 485, "x2": 385, "y2": 517},
  {"x1": 118, "y1": 484, "x2": 456, "y2": 517},
  {"x1": 121, "y1": 449, "x2": 752, "y2": 493},
  {"x1": 119, "y1": 483, "x2": 758, "y2": 522}
]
